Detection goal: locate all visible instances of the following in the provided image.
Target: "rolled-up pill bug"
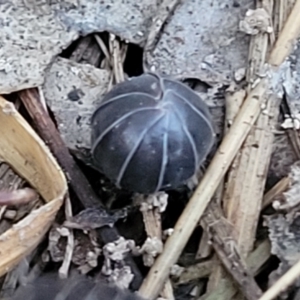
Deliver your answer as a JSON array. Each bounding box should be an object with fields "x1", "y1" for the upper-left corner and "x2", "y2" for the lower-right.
[{"x1": 91, "y1": 73, "x2": 215, "y2": 194}]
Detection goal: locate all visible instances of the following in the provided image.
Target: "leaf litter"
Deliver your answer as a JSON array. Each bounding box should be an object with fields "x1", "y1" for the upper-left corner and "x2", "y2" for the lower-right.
[{"x1": 2, "y1": 0, "x2": 300, "y2": 300}]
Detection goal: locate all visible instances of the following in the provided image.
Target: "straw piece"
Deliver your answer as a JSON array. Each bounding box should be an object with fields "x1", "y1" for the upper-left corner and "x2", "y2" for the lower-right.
[
  {"x1": 258, "y1": 257, "x2": 300, "y2": 300},
  {"x1": 262, "y1": 176, "x2": 290, "y2": 209},
  {"x1": 138, "y1": 0, "x2": 300, "y2": 297},
  {"x1": 138, "y1": 78, "x2": 268, "y2": 299}
]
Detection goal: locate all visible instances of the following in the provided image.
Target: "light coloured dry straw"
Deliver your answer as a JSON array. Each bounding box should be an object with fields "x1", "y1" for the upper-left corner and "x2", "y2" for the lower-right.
[{"x1": 138, "y1": 0, "x2": 300, "y2": 299}]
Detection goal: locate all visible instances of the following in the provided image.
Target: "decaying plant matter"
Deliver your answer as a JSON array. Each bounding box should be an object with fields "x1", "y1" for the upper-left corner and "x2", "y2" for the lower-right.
[{"x1": 2, "y1": 0, "x2": 300, "y2": 300}]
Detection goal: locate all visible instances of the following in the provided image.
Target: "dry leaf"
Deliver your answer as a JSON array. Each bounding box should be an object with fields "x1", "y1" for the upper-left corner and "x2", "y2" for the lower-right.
[{"x1": 0, "y1": 96, "x2": 67, "y2": 276}]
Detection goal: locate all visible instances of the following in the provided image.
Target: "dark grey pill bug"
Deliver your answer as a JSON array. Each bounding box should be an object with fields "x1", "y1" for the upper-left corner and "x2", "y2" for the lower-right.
[
  {"x1": 91, "y1": 73, "x2": 215, "y2": 194},
  {"x1": 10, "y1": 274, "x2": 146, "y2": 300}
]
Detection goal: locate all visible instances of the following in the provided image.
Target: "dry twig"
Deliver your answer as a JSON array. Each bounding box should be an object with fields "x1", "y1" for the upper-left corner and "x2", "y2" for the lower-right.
[
  {"x1": 139, "y1": 193, "x2": 174, "y2": 299},
  {"x1": 109, "y1": 34, "x2": 126, "y2": 84},
  {"x1": 258, "y1": 257, "x2": 300, "y2": 300},
  {"x1": 202, "y1": 201, "x2": 262, "y2": 300},
  {"x1": 177, "y1": 238, "x2": 270, "y2": 287},
  {"x1": 58, "y1": 196, "x2": 74, "y2": 279},
  {"x1": 262, "y1": 176, "x2": 290, "y2": 209},
  {"x1": 139, "y1": 67, "x2": 267, "y2": 300},
  {"x1": 201, "y1": 89, "x2": 245, "y2": 295},
  {"x1": 205, "y1": 1, "x2": 276, "y2": 298},
  {"x1": 19, "y1": 89, "x2": 100, "y2": 208},
  {"x1": 138, "y1": 0, "x2": 300, "y2": 298},
  {"x1": 18, "y1": 88, "x2": 143, "y2": 288}
]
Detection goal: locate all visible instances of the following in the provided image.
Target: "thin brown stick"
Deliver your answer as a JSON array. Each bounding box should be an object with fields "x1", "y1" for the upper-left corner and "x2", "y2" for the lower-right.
[
  {"x1": 18, "y1": 88, "x2": 143, "y2": 288},
  {"x1": 138, "y1": 1, "x2": 300, "y2": 297},
  {"x1": 139, "y1": 75, "x2": 267, "y2": 300},
  {"x1": 203, "y1": 89, "x2": 245, "y2": 293},
  {"x1": 203, "y1": 240, "x2": 271, "y2": 300},
  {"x1": 19, "y1": 89, "x2": 100, "y2": 208},
  {"x1": 222, "y1": 0, "x2": 274, "y2": 257},
  {"x1": 202, "y1": 201, "x2": 262, "y2": 300}
]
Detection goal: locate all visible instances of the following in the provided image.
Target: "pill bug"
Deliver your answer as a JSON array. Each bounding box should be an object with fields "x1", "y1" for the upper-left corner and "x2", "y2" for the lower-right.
[
  {"x1": 91, "y1": 73, "x2": 215, "y2": 194},
  {"x1": 10, "y1": 274, "x2": 145, "y2": 300}
]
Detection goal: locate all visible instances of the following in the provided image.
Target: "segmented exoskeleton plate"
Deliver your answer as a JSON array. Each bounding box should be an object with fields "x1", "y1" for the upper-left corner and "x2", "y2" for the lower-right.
[{"x1": 91, "y1": 73, "x2": 215, "y2": 194}]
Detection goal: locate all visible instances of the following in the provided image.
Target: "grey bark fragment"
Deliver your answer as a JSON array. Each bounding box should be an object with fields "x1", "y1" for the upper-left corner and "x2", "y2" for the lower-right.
[
  {"x1": 50, "y1": 0, "x2": 158, "y2": 45},
  {"x1": 268, "y1": 41, "x2": 300, "y2": 181},
  {"x1": 269, "y1": 134, "x2": 298, "y2": 180},
  {"x1": 266, "y1": 213, "x2": 300, "y2": 297},
  {"x1": 0, "y1": 0, "x2": 157, "y2": 94},
  {"x1": 146, "y1": 0, "x2": 251, "y2": 85},
  {"x1": 265, "y1": 163, "x2": 300, "y2": 297},
  {"x1": 42, "y1": 57, "x2": 110, "y2": 163},
  {"x1": 283, "y1": 40, "x2": 300, "y2": 116},
  {"x1": 0, "y1": 1, "x2": 78, "y2": 94},
  {"x1": 267, "y1": 214, "x2": 300, "y2": 269}
]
